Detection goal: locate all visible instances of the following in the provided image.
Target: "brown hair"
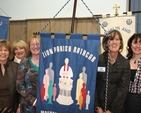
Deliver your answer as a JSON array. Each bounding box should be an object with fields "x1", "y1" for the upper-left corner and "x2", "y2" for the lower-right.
[
  {"x1": 126, "y1": 33, "x2": 141, "y2": 60},
  {"x1": 102, "y1": 30, "x2": 123, "y2": 52},
  {"x1": 0, "y1": 39, "x2": 11, "y2": 59}
]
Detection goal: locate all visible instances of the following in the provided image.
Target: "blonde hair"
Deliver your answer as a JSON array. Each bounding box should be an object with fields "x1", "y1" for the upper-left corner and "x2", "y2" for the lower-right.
[
  {"x1": 28, "y1": 35, "x2": 40, "y2": 56},
  {"x1": 0, "y1": 39, "x2": 11, "y2": 59},
  {"x1": 12, "y1": 40, "x2": 28, "y2": 57}
]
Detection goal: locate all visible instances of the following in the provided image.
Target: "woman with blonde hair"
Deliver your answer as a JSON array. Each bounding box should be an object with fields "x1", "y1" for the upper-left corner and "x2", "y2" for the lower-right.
[
  {"x1": 11, "y1": 40, "x2": 28, "y2": 63},
  {"x1": 16, "y1": 35, "x2": 40, "y2": 113}
]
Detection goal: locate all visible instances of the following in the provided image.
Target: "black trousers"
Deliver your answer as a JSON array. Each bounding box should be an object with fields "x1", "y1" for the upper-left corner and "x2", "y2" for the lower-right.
[{"x1": 125, "y1": 92, "x2": 141, "y2": 113}]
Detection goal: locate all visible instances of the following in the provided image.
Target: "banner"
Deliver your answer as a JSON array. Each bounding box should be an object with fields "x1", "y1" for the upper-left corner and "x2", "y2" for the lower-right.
[
  {"x1": 37, "y1": 32, "x2": 100, "y2": 113},
  {"x1": 99, "y1": 16, "x2": 135, "y2": 56},
  {"x1": 0, "y1": 16, "x2": 9, "y2": 40}
]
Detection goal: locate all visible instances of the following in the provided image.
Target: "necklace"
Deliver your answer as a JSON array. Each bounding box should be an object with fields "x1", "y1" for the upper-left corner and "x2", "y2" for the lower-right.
[{"x1": 134, "y1": 60, "x2": 136, "y2": 64}]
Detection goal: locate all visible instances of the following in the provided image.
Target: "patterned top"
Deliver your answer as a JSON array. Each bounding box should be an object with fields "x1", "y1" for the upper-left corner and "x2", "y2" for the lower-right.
[
  {"x1": 16, "y1": 57, "x2": 38, "y2": 113},
  {"x1": 129, "y1": 58, "x2": 141, "y2": 94}
]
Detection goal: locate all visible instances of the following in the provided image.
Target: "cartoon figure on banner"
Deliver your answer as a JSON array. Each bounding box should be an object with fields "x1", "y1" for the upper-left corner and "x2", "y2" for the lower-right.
[
  {"x1": 41, "y1": 62, "x2": 54, "y2": 102},
  {"x1": 60, "y1": 58, "x2": 73, "y2": 78},
  {"x1": 76, "y1": 66, "x2": 90, "y2": 110},
  {"x1": 42, "y1": 69, "x2": 49, "y2": 101},
  {"x1": 81, "y1": 83, "x2": 87, "y2": 108},
  {"x1": 86, "y1": 90, "x2": 90, "y2": 110},
  {"x1": 82, "y1": 66, "x2": 87, "y2": 85},
  {"x1": 48, "y1": 62, "x2": 54, "y2": 84},
  {"x1": 78, "y1": 82, "x2": 87, "y2": 110},
  {"x1": 53, "y1": 83, "x2": 57, "y2": 101},
  {"x1": 56, "y1": 58, "x2": 74, "y2": 105},
  {"x1": 79, "y1": 92, "x2": 83, "y2": 110},
  {"x1": 48, "y1": 80, "x2": 53, "y2": 104},
  {"x1": 41, "y1": 84, "x2": 45, "y2": 102},
  {"x1": 76, "y1": 73, "x2": 83, "y2": 105}
]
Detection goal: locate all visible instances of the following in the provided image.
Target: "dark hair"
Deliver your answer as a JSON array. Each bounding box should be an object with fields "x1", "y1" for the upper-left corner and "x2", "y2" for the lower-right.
[
  {"x1": 102, "y1": 30, "x2": 123, "y2": 52},
  {"x1": 126, "y1": 33, "x2": 141, "y2": 60}
]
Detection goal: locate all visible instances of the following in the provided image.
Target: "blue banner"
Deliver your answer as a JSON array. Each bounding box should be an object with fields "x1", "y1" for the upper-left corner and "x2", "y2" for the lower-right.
[
  {"x1": 0, "y1": 16, "x2": 9, "y2": 40},
  {"x1": 37, "y1": 32, "x2": 100, "y2": 113}
]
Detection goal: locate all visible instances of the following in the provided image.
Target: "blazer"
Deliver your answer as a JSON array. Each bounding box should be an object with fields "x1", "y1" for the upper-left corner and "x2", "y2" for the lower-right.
[
  {"x1": 1, "y1": 61, "x2": 19, "y2": 112},
  {"x1": 95, "y1": 51, "x2": 131, "y2": 113}
]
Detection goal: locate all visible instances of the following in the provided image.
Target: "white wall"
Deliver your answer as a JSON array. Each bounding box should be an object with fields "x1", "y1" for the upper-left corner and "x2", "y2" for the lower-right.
[{"x1": 0, "y1": 0, "x2": 127, "y2": 20}]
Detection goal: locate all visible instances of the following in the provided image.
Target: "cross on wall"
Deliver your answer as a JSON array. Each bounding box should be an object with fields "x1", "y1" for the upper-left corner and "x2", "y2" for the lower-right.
[{"x1": 113, "y1": 4, "x2": 120, "y2": 16}]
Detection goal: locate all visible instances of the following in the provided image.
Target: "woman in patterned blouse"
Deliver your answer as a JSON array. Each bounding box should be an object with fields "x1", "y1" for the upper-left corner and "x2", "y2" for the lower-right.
[
  {"x1": 16, "y1": 35, "x2": 40, "y2": 113},
  {"x1": 125, "y1": 33, "x2": 141, "y2": 113}
]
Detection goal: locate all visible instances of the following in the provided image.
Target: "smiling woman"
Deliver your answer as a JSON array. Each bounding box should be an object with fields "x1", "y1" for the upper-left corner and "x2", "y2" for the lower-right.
[
  {"x1": 125, "y1": 33, "x2": 141, "y2": 113},
  {"x1": 11, "y1": 40, "x2": 28, "y2": 63},
  {"x1": 95, "y1": 30, "x2": 131, "y2": 113},
  {"x1": 0, "y1": 39, "x2": 20, "y2": 113},
  {"x1": 16, "y1": 35, "x2": 40, "y2": 113}
]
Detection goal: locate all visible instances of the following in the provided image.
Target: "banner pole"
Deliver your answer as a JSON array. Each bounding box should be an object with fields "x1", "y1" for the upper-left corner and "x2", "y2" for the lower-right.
[{"x1": 71, "y1": 0, "x2": 78, "y2": 33}]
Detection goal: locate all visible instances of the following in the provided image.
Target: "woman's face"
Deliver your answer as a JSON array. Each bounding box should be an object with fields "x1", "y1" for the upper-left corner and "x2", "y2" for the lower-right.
[
  {"x1": 14, "y1": 46, "x2": 26, "y2": 59},
  {"x1": 0, "y1": 46, "x2": 9, "y2": 62},
  {"x1": 109, "y1": 34, "x2": 121, "y2": 53},
  {"x1": 131, "y1": 38, "x2": 141, "y2": 55},
  {"x1": 30, "y1": 39, "x2": 40, "y2": 55}
]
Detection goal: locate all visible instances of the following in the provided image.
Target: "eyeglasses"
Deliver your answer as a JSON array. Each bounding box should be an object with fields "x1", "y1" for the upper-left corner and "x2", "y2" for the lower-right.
[{"x1": 30, "y1": 43, "x2": 40, "y2": 47}]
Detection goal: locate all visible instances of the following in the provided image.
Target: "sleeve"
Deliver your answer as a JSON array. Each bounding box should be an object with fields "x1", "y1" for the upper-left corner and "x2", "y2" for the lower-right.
[
  {"x1": 16, "y1": 59, "x2": 36, "y2": 106},
  {"x1": 109, "y1": 60, "x2": 131, "y2": 113}
]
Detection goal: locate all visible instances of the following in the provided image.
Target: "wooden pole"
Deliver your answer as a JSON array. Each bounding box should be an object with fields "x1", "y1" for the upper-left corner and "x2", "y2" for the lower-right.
[{"x1": 71, "y1": 0, "x2": 77, "y2": 33}]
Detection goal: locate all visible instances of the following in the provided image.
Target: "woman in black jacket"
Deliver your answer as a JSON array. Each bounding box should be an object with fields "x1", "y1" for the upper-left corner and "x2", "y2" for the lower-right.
[
  {"x1": 95, "y1": 30, "x2": 131, "y2": 113},
  {"x1": 0, "y1": 39, "x2": 19, "y2": 113}
]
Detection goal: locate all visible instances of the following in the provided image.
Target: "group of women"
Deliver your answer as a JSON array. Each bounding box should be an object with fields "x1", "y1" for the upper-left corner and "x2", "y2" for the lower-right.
[
  {"x1": 0, "y1": 30, "x2": 141, "y2": 113},
  {"x1": 0, "y1": 35, "x2": 40, "y2": 113}
]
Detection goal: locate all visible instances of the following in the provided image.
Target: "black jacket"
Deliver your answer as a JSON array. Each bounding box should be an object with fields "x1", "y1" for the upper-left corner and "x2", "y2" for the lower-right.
[{"x1": 95, "y1": 51, "x2": 131, "y2": 113}]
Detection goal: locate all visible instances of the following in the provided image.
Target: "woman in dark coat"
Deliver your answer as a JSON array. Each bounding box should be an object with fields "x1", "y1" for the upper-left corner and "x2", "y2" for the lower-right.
[
  {"x1": 95, "y1": 30, "x2": 131, "y2": 113},
  {"x1": 0, "y1": 39, "x2": 19, "y2": 113}
]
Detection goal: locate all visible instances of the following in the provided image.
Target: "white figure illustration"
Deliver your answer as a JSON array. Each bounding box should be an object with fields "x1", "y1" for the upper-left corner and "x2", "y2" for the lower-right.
[
  {"x1": 56, "y1": 58, "x2": 74, "y2": 105},
  {"x1": 86, "y1": 90, "x2": 90, "y2": 110},
  {"x1": 82, "y1": 66, "x2": 87, "y2": 84},
  {"x1": 59, "y1": 58, "x2": 73, "y2": 79},
  {"x1": 43, "y1": 69, "x2": 49, "y2": 100}
]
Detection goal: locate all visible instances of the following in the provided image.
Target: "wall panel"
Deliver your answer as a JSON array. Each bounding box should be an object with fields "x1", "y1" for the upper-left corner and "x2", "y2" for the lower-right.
[
  {"x1": 9, "y1": 21, "x2": 27, "y2": 43},
  {"x1": 9, "y1": 17, "x2": 100, "y2": 43}
]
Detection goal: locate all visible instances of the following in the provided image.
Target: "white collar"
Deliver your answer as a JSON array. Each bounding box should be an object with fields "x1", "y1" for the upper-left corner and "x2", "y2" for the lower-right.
[{"x1": 14, "y1": 56, "x2": 21, "y2": 64}]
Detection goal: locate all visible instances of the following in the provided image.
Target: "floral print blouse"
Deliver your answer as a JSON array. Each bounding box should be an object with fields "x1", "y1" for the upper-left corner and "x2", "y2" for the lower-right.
[{"x1": 16, "y1": 57, "x2": 38, "y2": 113}]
